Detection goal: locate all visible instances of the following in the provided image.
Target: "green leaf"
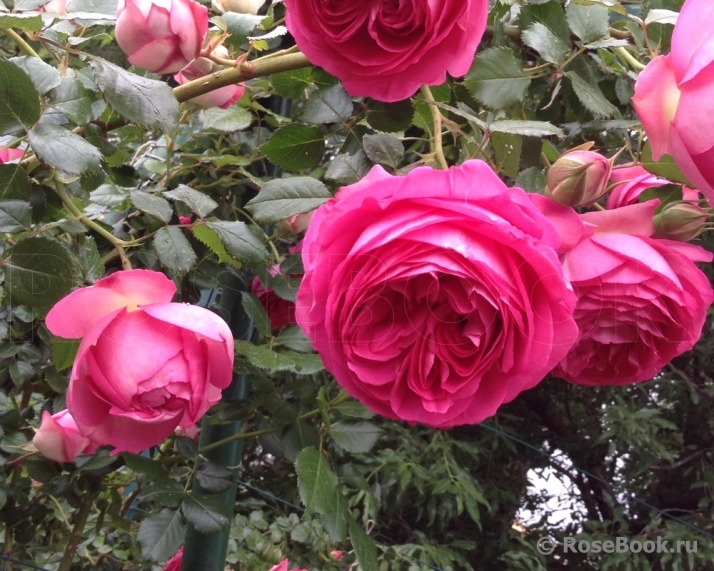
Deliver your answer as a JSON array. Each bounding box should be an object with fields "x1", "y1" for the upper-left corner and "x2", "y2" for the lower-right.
[
  {"x1": 490, "y1": 120, "x2": 564, "y2": 138},
  {"x1": 491, "y1": 131, "x2": 523, "y2": 179},
  {"x1": 130, "y1": 190, "x2": 173, "y2": 223},
  {"x1": 325, "y1": 151, "x2": 371, "y2": 186},
  {"x1": 334, "y1": 400, "x2": 374, "y2": 420},
  {"x1": 10, "y1": 57, "x2": 61, "y2": 95},
  {"x1": 221, "y1": 12, "x2": 263, "y2": 46},
  {"x1": 366, "y1": 99, "x2": 415, "y2": 133},
  {"x1": 241, "y1": 291, "x2": 272, "y2": 337},
  {"x1": 67, "y1": 0, "x2": 118, "y2": 13},
  {"x1": 235, "y1": 341, "x2": 324, "y2": 375},
  {"x1": 261, "y1": 124, "x2": 325, "y2": 171},
  {"x1": 28, "y1": 124, "x2": 102, "y2": 175},
  {"x1": 521, "y1": 22, "x2": 569, "y2": 64},
  {"x1": 271, "y1": 68, "x2": 313, "y2": 99},
  {"x1": 0, "y1": 59, "x2": 40, "y2": 135},
  {"x1": 5, "y1": 237, "x2": 81, "y2": 316},
  {"x1": 0, "y1": 201, "x2": 31, "y2": 233},
  {"x1": 182, "y1": 493, "x2": 231, "y2": 534},
  {"x1": 80, "y1": 236, "x2": 104, "y2": 282},
  {"x1": 137, "y1": 509, "x2": 185, "y2": 562},
  {"x1": 515, "y1": 166, "x2": 547, "y2": 194},
  {"x1": 567, "y1": 3, "x2": 610, "y2": 44},
  {"x1": 303, "y1": 84, "x2": 353, "y2": 124},
  {"x1": 362, "y1": 133, "x2": 404, "y2": 169},
  {"x1": 90, "y1": 184, "x2": 129, "y2": 207},
  {"x1": 330, "y1": 421, "x2": 381, "y2": 454},
  {"x1": 122, "y1": 453, "x2": 171, "y2": 483},
  {"x1": 51, "y1": 338, "x2": 79, "y2": 372},
  {"x1": 139, "y1": 481, "x2": 184, "y2": 508},
  {"x1": 49, "y1": 77, "x2": 95, "y2": 125},
  {"x1": 12, "y1": 0, "x2": 48, "y2": 10},
  {"x1": 0, "y1": 13, "x2": 43, "y2": 31},
  {"x1": 280, "y1": 420, "x2": 319, "y2": 462},
  {"x1": 10, "y1": 361, "x2": 33, "y2": 385},
  {"x1": 464, "y1": 47, "x2": 531, "y2": 110},
  {"x1": 198, "y1": 106, "x2": 253, "y2": 132},
  {"x1": 195, "y1": 461, "x2": 234, "y2": 493},
  {"x1": 640, "y1": 143, "x2": 693, "y2": 186},
  {"x1": 296, "y1": 446, "x2": 338, "y2": 514},
  {"x1": 324, "y1": 489, "x2": 349, "y2": 543},
  {"x1": 206, "y1": 220, "x2": 270, "y2": 265},
  {"x1": 274, "y1": 326, "x2": 313, "y2": 353},
  {"x1": 0, "y1": 164, "x2": 31, "y2": 200},
  {"x1": 90, "y1": 58, "x2": 179, "y2": 134},
  {"x1": 564, "y1": 57, "x2": 618, "y2": 118},
  {"x1": 246, "y1": 177, "x2": 330, "y2": 223},
  {"x1": 520, "y1": 1, "x2": 571, "y2": 45},
  {"x1": 191, "y1": 223, "x2": 241, "y2": 268},
  {"x1": 153, "y1": 226, "x2": 196, "y2": 276},
  {"x1": 163, "y1": 185, "x2": 218, "y2": 218},
  {"x1": 349, "y1": 516, "x2": 379, "y2": 571}
]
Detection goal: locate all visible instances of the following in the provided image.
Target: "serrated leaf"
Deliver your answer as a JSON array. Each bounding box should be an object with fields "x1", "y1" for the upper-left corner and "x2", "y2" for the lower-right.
[
  {"x1": 206, "y1": 220, "x2": 270, "y2": 265},
  {"x1": 0, "y1": 200, "x2": 31, "y2": 233},
  {"x1": 195, "y1": 461, "x2": 234, "y2": 493},
  {"x1": 122, "y1": 453, "x2": 171, "y2": 482},
  {"x1": 199, "y1": 106, "x2": 253, "y2": 132},
  {"x1": 296, "y1": 446, "x2": 338, "y2": 514},
  {"x1": 349, "y1": 516, "x2": 379, "y2": 571},
  {"x1": 52, "y1": 338, "x2": 79, "y2": 372},
  {"x1": 67, "y1": 0, "x2": 118, "y2": 13},
  {"x1": 176, "y1": 435, "x2": 197, "y2": 460},
  {"x1": 0, "y1": 59, "x2": 41, "y2": 135},
  {"x1": 130, "y1": 190, "x2": 173, "y2": 223},
  {"x1": 28, "y1": 123, "x2": 102, "y2": 175},
  {"x1": 280, "y1": 420, "x2": 319, "y2": 462},
  {"x1": 0, "y1": 13, "x2": 42, "y2": 31},
  {"x1": 325, "y1": 151, "x2": 371, "y2": 185},
  {"x1": 640, "y1": 143, "x2": 693, "y2": 186},
  {"x1": 241, "y1": 291, "x2": 272, "y2": 337},
  {"x1": 138, "y1": 509, "x2": 185, "y2": 562},
  {"x1": 644, "y1": 8, "x2": 678, "y2": 25},
  {"x1": 246, "y1": 177, "x2": 330, "y2": 223},
  {"x1": 490, "y1": 120, "x2": 564, "y2": 138},
  {"x1": 567, "y1": 3, "x2": 610, "y2": 44},
  {"x1": 0, "y1": 164, "x2": 31, "y2": 200},
  {"x1": 139, "y1": 481, "x2": 184, "y2": 508},
  {"x1": 90, "y1": 57, "x2": 179, "y2": 134},
  {"x1": 520, "y1": 1, "x2": 570, "y2": 45},
  {"x1": 515, "y1": 166, "x2": 547, "y2": 194},
  {"x1": 522, "y1": 22, "x2": 569, "y2": 64},
  {"x1": 192, "y1": 223, "x2": 241, "y2": 268},
  {"x1": 303, "y1": 84, "x2": 353, "y2": 124},
  {"x1": 90, "y1": 183, "x2": 129, "y2": 206},
  {"x1": 5, "y1": 237, "x2": 81, "y2": 316},
  {"x1": 222, "y1": 12, "x2": 263, "y2": 45},
  {"x1": 324, "y1": 489, "x2": 349, "y2": 543},
  {"x1": 80, "y1": 236, "x2": 104, "y2": 282},
  {"x1": 362, "y1": 133, "x2": 403, "y2": 169},
  {"x1": 261, "y1": 124, "x2": 325, "y2": 171},
  {"x1": 366, "y1": 99, "x2": 414, "y2": 133},
  {"x1": 10, "y1": 361, "x2": 32, "y2": 385},
  {"x1": 564, "y1": 58, "x2": 618, "y2": 118},
  {"x1": 464, "y1": 47, "x2": 530, "y2": 110},
  {"x1": 271, "y1": 68, "x2": 313, "y2": 99},
  {"x1": 235, "y1": 341, "x2": 324, "y2": 375},
  {"x1": 182, "y1": 493, "x2": 231, "y2": 534},
  {"x1": 274, "y1": 326, "x2": 313, "y2": 353},
  {"x1": 330, "y1": 421, "x2": 381, "y2": 454},
  {"x1": 10, "y1": 56, "x2": 61, "y2": 95},
  {"x1": 163, "y1": 185, "x2": 218, "y2": 218},
  {"x1": 12, "y1": 0, "x2": 48, "y2": 10},
  {"x1": 49, "y1": 77, "x2": 95, "y2": 125},
  {"x1": 334, "y1": 400, "x2": 374, "y2": 419},
  {"x1": 153, "y1": 226, "x2": 196, "y2": 276}
]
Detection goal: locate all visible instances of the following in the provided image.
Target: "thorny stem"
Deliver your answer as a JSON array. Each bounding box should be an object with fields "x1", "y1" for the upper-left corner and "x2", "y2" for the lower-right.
[
  {"x1": 57, "y1": 487, "x2": 100, "y2": 571},
  {"x1": 420, "y1": 85, "x2": 449, "y2": 170},
  {"x1": 0, "y1": 27, "x2": 40, "y2": 58}
]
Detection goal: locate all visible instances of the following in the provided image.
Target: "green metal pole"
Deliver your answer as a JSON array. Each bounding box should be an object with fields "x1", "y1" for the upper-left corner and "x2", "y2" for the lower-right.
[{"x1": 181, "y1": 271, "x2": 254, "y2": 571}]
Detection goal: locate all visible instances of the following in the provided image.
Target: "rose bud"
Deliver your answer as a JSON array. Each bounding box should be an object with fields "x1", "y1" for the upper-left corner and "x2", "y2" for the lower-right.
[
  {"x1": 330, "y1": 550, "x2": 344, "y2": 562},
  {"x1": 212, "y1": 0, "x2": 263, "y2": 14},
  {"x1": 654, "y1": 202, "x2": 710, "y2": 241},
  {"x1": 33, "y1": 410, "x2": 98, "y2": 463},
  {"x1": 174, "y1": 54, "x2": 245, "y2": 109},
  {"x1": 283, "y1": 211, "x2": 313, "y2": 234},
  {"x1": 115, "y1": 0, "x2": 208, "y2": 75},
  {"x1": 546, "y1": 150, "x2": 612, "y2": 207}
]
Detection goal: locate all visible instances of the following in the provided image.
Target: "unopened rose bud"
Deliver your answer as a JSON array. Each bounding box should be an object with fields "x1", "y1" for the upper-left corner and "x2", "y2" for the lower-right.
[
  {"x1": 330, "y1": 550, "x2": 343, "y2": 562},
  {"x1": 284, "y1": 211, "x2": 313, "y2": 234},
  {"x1": 654, "y1": 202, "x2": 709, "y2": 241},
  {"x1": 212, "y1": 0, "x2": 263, "y2": 14},
  {"x1": 546, "y1": 150, "x2": 612, "y2": 207}
]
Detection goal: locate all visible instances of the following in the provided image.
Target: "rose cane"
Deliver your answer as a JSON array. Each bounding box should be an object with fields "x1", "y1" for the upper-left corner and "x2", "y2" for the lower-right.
[{"x1": 175, "y1": 50, "x2": 245, "y2": 109}]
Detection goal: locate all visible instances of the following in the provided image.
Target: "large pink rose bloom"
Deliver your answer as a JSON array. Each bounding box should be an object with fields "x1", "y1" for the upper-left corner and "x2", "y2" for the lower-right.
[
  {"x1": 45, "y1": 270, "x2": 234, "y2": 453},
  {"x1": 632, "y1": 0, "x2": 714, "y2": 202},
  {"x1": 284, "y1": 0, "x2": 489, "y2": 102},
  {"x1": 33, "y1": 410, "x2": 98, "y2": 463},
  {"x1": 537, "y1": 198, "x2": 714, "y2": 386},
  {"x1": 296, "y1": 161, "x2": 579, "y2": 428},
  {"x1": 115, "y1": 0, "x2": 208, "y2": 74}
]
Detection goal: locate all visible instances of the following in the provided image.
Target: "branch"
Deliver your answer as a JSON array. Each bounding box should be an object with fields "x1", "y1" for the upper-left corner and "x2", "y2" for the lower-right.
[
  {"x1": 57, "y1": 488, "x2": 100, "y2": 571},
  {"x1": 173, "y1": 52, "x2": 311, "y2": 103}
]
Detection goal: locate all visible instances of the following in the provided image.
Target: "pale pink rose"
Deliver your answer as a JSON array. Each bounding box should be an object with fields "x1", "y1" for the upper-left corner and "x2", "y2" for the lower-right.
[
  {"x1": 45, "y1": 269, "x2": 234, "y2": 454},
  {"x1": 33, "y1": 410, "x2": 98, "y2": 463},
  {"x1": 284, "y1": 211, "x2": 313, "y2": 234},
  {"x1": 213, "y1": 0, "x2": 263, "y2": 14},
  {"x1": 0, "y1": 148, "x2": 25, "y2": 163},
  {"x1": 40, "y1": 0, "x2": 67, "y2": 13},
  {"x1": 546, "y1": 150, "x2": 611, "y2": 207},
  {"x1": 283, "y1": 0, "x2": 489, "y2": 102},
  {"x1": 535, "y1": 197, "x2": 714, "y2": 386},
  {"x1": 163, "y1": 547, "x2": 182, "y2": 571},
  {"x1": 174, "y1": 57, "x2": 244, "y2": 109},
  {"x1": 115, "y1": 0, "x2": 208, "y2": 74},
  {"x1": 632, "y1": 0, "x2": 714, "y2": 202},
  {"x1": 296, "y1": 160, "x2": 578, "y2": 427}
]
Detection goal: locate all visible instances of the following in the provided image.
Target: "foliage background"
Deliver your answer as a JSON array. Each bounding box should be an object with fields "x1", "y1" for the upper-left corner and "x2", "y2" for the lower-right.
[{"x1": 0, "y1": 0, "x2": 712, "y2": 570}]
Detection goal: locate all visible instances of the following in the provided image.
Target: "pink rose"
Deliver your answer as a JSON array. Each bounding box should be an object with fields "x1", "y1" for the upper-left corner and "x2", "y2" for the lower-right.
[
  {"x1": 546, "y1": 150, "x2": 612, "y2": 207},
  {"x1": 0, "y1": 148, "x2": 25, "y2": 163},
  {"x1": 32, "y1": 410, "x2": 98, "y2": 463},
  {"x1": 115, "y1": 0, "x2": 208, "y2": 74},
  {"x1": 40, "y1": 0, "x2": 67, "y2": 13},
  {"x1": 45, "y1": 269, "x2": 234, "y2": 454},
  {"x1": 251, "y1": 266, "x2": 297, "y2": 330},
  {"x1": 213, "y1": 0, "x2": 263, "y2": 14},
  {"x1": 283, "y1": 0, "x2": 489, "y2": 102},
  {"x1": 163, "y1": 547, "x2": 183, "y2": 571},
  {"x1": 174, "y1": 57, "x2": 245, "y2": 109},
  {"x1": 296, "y1": 161, "x2": 578, "y2": 427},
  {"x1": 632, "y1": 0, "x2": 714, "y2": 202},
  {"x1": 268, "y1": 560, "x2": 307, "y2": 571},
  {"x1": 606, "y1": 165, "x2": 670, "y2": 209},
  {"x1": 537, "y1": 198, "x2": 714, "y2": 386}
]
